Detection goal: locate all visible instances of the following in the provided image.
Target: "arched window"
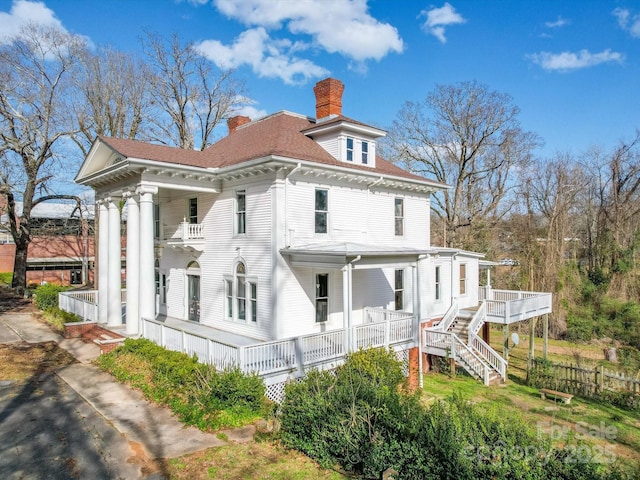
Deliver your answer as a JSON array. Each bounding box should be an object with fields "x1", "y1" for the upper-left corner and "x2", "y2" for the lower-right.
[{"x1": 225, "y1": 261, "x2": 257, "y2": 323}]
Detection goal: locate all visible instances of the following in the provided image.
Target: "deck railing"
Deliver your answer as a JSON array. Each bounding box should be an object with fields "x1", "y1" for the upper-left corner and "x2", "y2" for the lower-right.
[
  {"x1": 479, "y1": 288, "x2": 552, "y2": 324},
  {"x1": 435, "y1": 300, "x2": 459, "y2": 332},
  {"x1": 364, "y1": 307, "x2": 414, "y2": 323}
]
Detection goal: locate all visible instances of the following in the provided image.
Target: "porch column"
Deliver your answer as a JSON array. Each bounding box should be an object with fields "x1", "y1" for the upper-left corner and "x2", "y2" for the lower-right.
[
  {"x1": 412, "y1": 263, "x2": 419, "y2": 339},
  {"x1": 125, "y1": 192, "x2": 140, "y2": 335},
  {"x1": 97, "y1": 200, "x2": 109, "y2": 324},
  {"x1": 138, "y1": 186, "x2": 157, "y2": 322},
  {"x1": 107, "y1": 196, "x2": 122, "y2": 327},
  {"x1": 342, "y1": 264, "x2": 352, "y2": 352}
]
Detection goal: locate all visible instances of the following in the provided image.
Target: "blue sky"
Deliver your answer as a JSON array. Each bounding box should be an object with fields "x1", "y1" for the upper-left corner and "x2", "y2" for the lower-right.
[{"x1": 1, "y1": 0, "x2": 639, "y2": 160}]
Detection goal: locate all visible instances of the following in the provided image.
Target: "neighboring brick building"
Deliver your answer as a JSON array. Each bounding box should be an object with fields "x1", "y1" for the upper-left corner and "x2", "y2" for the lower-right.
[{"x1": 0, "y1": 199, "x2": 95, "y2": 286}]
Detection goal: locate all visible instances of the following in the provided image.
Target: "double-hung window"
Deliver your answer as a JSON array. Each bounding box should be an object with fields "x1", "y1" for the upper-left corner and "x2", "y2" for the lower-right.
[
  {"x1": 394, "y1": 198, "x2": 404, "y2": 236},
  {"x1": 346, "y1": 137, "x2": 354, "y2": 161},
  {"x1": 153, "y1": 204, "x2": 160, "y2": 239},
  {"x1": 361, "y1": 141, "x2": 369, "y2": 164},
  {"x1": 460, "y1": 264, "x2": 467, "y2": 296},
  {"x1": 435, "y1": 266, "x2": 441, "y2": 301},
  {"x1": 315, "y1": 188, "x2": 328, "y2": 234},
  {"x1": 188, "y1": 198, "x2": 198, "y2": 224},
  {"x1": 394, "y1": 269, "x2": 404, "y2": 310},
  {"x1": 236, "y1": 190, "x2": 246, "y2": 235},
  {"x1": 315, "y1": 273, "x2": 329, "y2": 322}
]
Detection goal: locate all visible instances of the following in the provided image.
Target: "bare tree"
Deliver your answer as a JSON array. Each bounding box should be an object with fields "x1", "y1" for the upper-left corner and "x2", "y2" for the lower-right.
[
  {"x1": 143, "y1": 32, "x2": 244, "y2": 150},
  {"x1": 73, "y1": 47, "x2": 153, "y2": 155},
  {"x1": 0, "y1": 25, "x2": 85, "y2": 290},
  {"x1": 386, "y1": 80, "x2": 540, "y2": 249}
]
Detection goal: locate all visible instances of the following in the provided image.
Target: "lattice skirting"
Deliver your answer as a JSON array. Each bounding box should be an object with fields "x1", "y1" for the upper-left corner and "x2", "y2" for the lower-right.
[{"x1": 262, "y1": 347, "x2": 411, "y2": 404}]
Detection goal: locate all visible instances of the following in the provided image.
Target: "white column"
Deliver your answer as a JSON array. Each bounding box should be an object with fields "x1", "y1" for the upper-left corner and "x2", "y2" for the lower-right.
[
  {"x1": 125, "y1": 192, "x2": 140, "y2": 335},
  {"x1": 107, "y1": 196, "x2": 122, "y2": 327},
  {"x1": 97, "y1": 200, "x2": 109, "y2": 324},
  {"x1": 138, "y1": 186, "x2": 157, "y2": 321},
  {"x1": 342, "y1": 265, "x2": 350, "y2": 351}
]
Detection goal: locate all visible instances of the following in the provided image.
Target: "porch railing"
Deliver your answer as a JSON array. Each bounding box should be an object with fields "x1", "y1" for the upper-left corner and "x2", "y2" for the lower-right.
[
  {"x1": 140, "y1": 314, "x2": 415, "y2": 377},
  {"x1": 58, "y1": 290, "x2": 98, "y2": 322},
  {"x1": 467, "y1": 301, "x2": 487, "y2": 336},
  {"x1": 479, "y1": 288, "x2": 552, "y2": 323},
  {"x1": 435, "y1": 300, "x2": 459, "y2": 332},
  {"x1": 364, "y1": 307, "x2": 414, "y2": 323}
]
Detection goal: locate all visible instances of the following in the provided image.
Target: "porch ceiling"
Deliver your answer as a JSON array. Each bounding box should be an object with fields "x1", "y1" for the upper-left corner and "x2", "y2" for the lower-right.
[{"x1": 281, "y1": 242, "x2": 429, "y2": 269}]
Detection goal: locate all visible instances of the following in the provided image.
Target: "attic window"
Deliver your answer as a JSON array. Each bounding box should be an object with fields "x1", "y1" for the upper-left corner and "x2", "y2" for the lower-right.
[
  {"x1": 362, "y1": 141, "x2": 369, "y2": 164},
  {"x1": 346, "y1": 137, "x2": 354, "y2": 161}
]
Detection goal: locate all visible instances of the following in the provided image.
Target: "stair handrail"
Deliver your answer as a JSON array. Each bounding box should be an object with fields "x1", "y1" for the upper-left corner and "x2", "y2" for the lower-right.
[
  {"x1": 467, "y1": 301, "x2": 487, "y2": 336},
  {"x1": 437, "y1": 300, "x2": 459, "y2": 332},
  {"x1": 451, "y1": 333, "x2": 491, "y2": 385},
  {"x1": 469, "y1": 332, "x2": 507, "y2": 380}
]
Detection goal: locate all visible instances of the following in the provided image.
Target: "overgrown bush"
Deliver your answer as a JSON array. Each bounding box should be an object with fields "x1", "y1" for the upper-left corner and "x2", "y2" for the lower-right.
[
  {"x1": 33, "y1": 283, "x2": 68, "y2": 310},
  {"x1": 280, "y1": 348, "x2": 627, "y2": 479},
  {"x1": 97, "y1": 338, "x2": 269, "y2": 430}
]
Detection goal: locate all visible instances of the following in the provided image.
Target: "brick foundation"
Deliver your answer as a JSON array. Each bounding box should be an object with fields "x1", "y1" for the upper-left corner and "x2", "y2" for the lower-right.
[{"x1": 407, "y1": 347, "x2": 420, "y2": 391}]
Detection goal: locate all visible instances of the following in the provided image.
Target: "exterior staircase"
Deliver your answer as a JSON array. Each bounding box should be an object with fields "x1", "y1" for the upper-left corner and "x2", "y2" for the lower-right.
[{"x1": 422, "y1": 302, "x2": 507, "y2": 386}]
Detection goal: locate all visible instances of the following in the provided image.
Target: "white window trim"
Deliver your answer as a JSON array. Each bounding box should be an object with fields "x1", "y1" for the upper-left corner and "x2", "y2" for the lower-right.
[
  {"x1": 394, "y1": 268, "x2": 404, "y2": 311},
  {"x1": 459, "y1": 263, "x2": 468, "y2": 297},
  {"x1": 434, "y1": 265, "x2": 441, "y2": 303},
  {"x1": 315, "y1": 272, "x2": 330, "y2": 323},
  {"x1": 235, "y1": 189, "x2": 247, "y2": 236},
  {"x1": 223, "y1": 267, "x2": 258, "y2": 323},
  {"x1": 394, "y1": 197, "x2": 404, "y2": 237},
  {"x1": 188, "y1": 197, "x2": 198, "y2": 224},
  {"x1": 314, "y1": 188, "x2": 329, "y2": 235}
]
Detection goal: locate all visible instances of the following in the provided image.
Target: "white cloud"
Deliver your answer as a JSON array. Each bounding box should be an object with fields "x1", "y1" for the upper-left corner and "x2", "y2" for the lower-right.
[
  {"x1": 229, "y1": 96, "x2": 268, "y2": 120},
  {"x1": 0, "y1": 0, "x2": 65, "y2": 43},
  {"x1": 545, "y1": 16, "x2": 569, "y2": 28},
  {"x1": 419, "y1": 2, "x2": 466, "y2": 43},
  {"x1": 528, "y1": 49, "x2": 624, "y2": 71},
  {"x1": 613, "y1": 7, "x2": 640, "y2": 38},
  {"x1": 195, "y1": 27, "x2": 329, "y2": 85},
  {"x1": 201, "y1": 0, "x2": 402, "y2": 81}
]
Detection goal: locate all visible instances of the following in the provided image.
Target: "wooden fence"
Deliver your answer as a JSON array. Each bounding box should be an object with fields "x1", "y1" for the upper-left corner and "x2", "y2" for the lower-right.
[{"x1": 528, "y1": 359, "x2": 640, "y2": 409}]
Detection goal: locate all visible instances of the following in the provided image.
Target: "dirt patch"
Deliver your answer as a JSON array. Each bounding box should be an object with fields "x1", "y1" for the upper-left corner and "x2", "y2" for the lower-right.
[
  {"x1": 0, "y1": 286, "x2": 37, "y2": 314},
  {"x1": 0, "y1": 342, "x2": 76, "y2": 382}
]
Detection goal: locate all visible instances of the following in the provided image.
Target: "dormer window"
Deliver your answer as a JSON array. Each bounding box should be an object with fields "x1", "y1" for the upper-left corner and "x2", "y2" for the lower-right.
[
  {"x1": 362, "y1": 141, "x2": 369, "y2": 164},
  {"x1": 346, "y1": 137, "x2": 354, "y2": 161}
]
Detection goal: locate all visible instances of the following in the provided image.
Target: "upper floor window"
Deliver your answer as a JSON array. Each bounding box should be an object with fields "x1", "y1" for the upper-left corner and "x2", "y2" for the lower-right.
[
  {"x1": 236, "y1": 190, "x2": 246, "y2": 235},
  {"x1": 346, "y1": 137, "x2": 354, "y2": 161},
  {"x1": 394, "y1": 198, "x2": 404, "y2": 236},
  {"x1": 188, "y1": 197, "x2": 198, "y2": 224},
  {"x1": 460, "y1": 264, "x2": 467, "y2": 296},
  {"x1": 435, "y1": 266, "x2": 441, "y2": 301},
  {"x1": 394, "y1": 269, "x2": 404, "y2": 310},
  {"x1": 315, "y1": 188, "x2": 328, "y2": 234},
  {"x1": 361, "y1": 141, "x2": 369, "y2": 164}
]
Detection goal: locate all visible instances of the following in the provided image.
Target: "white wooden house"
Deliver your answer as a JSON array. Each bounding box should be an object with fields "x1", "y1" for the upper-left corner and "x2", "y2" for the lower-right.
[{"x1": 60, "y1": 78, "x2": 551, "y2": 399}]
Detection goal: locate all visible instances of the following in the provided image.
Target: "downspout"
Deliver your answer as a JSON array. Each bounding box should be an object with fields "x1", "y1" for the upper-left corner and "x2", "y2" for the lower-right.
[
  {"x1": 416, "y1": 254, "x2": 427, "y2": 389},
  {"x1": 342, "y1": 254, "x2": 362, "y2": 352},
  {"x1": 284, "y1": 163, "x2": 302, "y2": 247}
]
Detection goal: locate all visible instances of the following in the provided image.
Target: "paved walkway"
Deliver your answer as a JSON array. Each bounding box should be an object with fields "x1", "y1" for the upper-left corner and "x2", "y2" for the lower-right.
[{"x1": 0, "y1": 310, "x2": 250, "y2": 479}]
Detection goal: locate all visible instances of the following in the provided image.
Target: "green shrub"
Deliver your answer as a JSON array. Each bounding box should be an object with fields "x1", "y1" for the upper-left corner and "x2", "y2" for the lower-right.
[
  {"x1": 280, "y1": 348, "x2": 625, "y2": 479},
  {"x1": 96, "y1": 338, "x2": 268, "y2": 431},
  {"x1": 33, "y1": 283, "x2": 69, "y2": 310}
]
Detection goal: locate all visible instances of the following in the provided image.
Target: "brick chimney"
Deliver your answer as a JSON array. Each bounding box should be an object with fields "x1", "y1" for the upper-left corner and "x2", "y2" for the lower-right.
[
  {"x1": 227, "y1": 115, "x2": 251, "y2": 134},
  {"x1": 313, "y1": 78, "x2": 344, "y2": 120}
]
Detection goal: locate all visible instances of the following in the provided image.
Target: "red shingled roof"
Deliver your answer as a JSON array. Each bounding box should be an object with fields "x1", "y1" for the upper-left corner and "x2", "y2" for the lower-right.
[{"x1": 97, "y1": 112, "x2": 434, "y2": 183}]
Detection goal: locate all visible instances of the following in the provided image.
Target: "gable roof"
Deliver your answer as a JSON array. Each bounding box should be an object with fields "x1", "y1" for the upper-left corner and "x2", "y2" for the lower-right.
[{"x1": 98, "y1": 136, "x2": 210, "y2": 168}]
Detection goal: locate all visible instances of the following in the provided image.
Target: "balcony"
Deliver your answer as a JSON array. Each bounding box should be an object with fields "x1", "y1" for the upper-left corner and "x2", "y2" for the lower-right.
[
  {"x1": 479, "y1": 288, "x2": 552, "y2": 324},
  {"x1": 164, "y1": 222, "x2": 205, "y2": 252}
]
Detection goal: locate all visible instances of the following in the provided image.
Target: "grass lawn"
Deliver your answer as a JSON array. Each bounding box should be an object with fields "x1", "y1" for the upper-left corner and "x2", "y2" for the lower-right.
[{"x1": 422, "y1": 331, "x2": 640, "y2": 474}]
